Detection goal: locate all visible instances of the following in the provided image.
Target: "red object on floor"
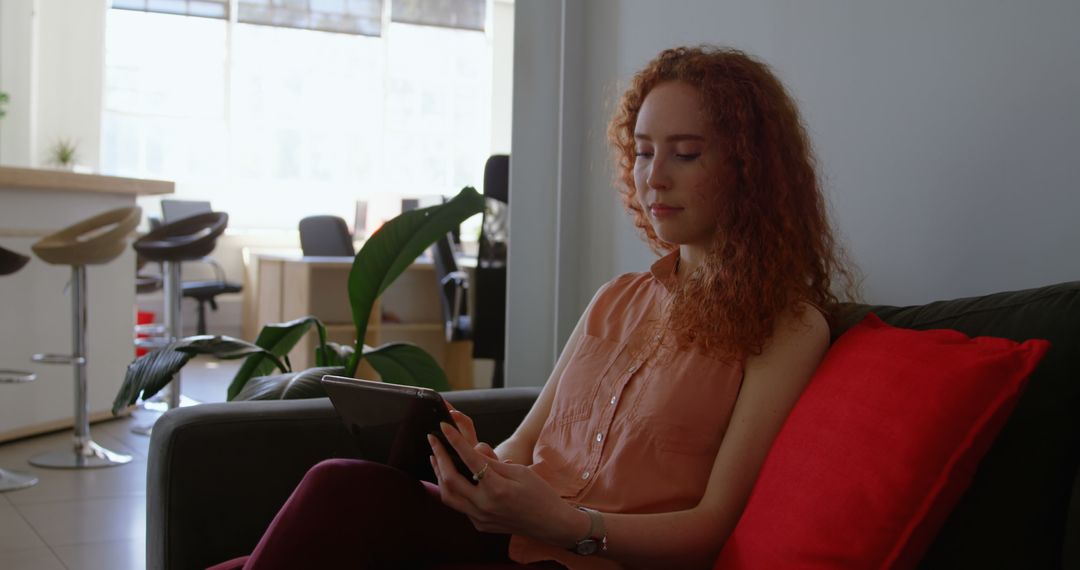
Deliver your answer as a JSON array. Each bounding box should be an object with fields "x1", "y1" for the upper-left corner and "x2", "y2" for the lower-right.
[{"x1": 136, "y1": 310, "x2": 155, "y2": 357}]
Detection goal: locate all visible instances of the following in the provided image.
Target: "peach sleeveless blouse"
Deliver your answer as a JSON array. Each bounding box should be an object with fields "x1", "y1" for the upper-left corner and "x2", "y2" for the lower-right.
[{"x1": 509, "y1": 252, "x2": 745, "y2": 569}]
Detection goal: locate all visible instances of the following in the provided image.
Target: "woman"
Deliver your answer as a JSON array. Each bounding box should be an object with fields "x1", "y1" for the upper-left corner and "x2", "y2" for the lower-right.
[{"x1": 211, "y1": 45, "x2": 856, "y2": 570}]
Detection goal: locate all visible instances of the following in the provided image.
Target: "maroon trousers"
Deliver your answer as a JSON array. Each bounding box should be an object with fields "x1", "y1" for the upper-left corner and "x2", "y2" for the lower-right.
[{"x1": 207, "y1": 458, "x2": 550, "y2": 569}]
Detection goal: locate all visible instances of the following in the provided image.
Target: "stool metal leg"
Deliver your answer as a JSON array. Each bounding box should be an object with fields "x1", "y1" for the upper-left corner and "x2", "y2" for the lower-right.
[
  {"x1": 0, "y1": 373, "x2": 38, "y2": 490},
  {"x1": 163, "y1": 260, "x2": 182, "y2": 409},
  {"x1": 30, "y1": 266, "x2": 132, "y2": 469},
  {"x1": 0, "y1": 370, "x2": 36, "y2": 382},
  {"x1": 0, "y1": 468, "x2": 38, "y2": 492},
  {"x1": 132, "y1": 260, "x2": 187, "y2": 436}
]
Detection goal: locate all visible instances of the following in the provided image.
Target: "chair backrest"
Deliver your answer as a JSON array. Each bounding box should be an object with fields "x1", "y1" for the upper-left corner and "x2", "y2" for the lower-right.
[
  {"x1": 161, "y1": 200, "x2": 213, "y2": 225},
  {"x1": 431, "y1": 233, "x2": 469, "y2": 342},
  {"x1": 33, "y1": 206, "x2": 143, "y2": 266},
  {"x1": 483, "y1": 154, "x2": 509, "y2": 204},
  {"x1": 298, "y1": 215, "x2": 354, "y2": 257},
  {"x1": 474, "y1": 154, "x2": 509, "y2": 365},
  {"x1": 479, "y1": 155, "x2": 509, "y2": 267},
  {"x1": 134, "y1": 211, "x2": 228, "y2": 263}
]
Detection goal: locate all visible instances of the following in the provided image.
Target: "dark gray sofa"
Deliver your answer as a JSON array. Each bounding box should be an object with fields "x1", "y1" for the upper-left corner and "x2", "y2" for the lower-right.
[{"x1": 148, "y1": 282, "x2": 1080, "y2": 569}]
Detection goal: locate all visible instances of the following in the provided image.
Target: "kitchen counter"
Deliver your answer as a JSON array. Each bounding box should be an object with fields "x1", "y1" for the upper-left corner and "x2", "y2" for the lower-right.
[{"x1": 0, "y1": 167, "x2": 173, "y2": 441}]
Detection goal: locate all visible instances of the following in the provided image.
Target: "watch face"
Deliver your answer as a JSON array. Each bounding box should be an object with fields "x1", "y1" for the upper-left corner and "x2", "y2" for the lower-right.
[{"x1": 574, "y1": 539, "x2": 599, "y2": 556}]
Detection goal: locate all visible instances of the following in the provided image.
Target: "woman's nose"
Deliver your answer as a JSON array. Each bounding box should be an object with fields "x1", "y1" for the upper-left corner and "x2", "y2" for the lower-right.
[{"x1": 647, "y1": 159, "x2": 671, "y2": 190}]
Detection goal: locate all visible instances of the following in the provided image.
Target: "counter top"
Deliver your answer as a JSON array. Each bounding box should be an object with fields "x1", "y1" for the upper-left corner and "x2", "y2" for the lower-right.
[{"x1": 0, "y1": 166, "x2": 173, "y2": 196}]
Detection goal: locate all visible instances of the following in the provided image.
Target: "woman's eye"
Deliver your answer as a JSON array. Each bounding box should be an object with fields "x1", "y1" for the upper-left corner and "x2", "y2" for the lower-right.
[
  {"x1": 635, "y1": 151, "x2": 654, "y2": 158},
  {"x1": 675, "y1": 153, "x2": 701, "y2": 161}
]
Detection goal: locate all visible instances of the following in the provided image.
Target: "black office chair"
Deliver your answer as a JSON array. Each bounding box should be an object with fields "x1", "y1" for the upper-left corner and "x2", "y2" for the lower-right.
[
  {"x1": 430, "y1": 233, "x2": 475, "y2": 390},
  {"x1": 182, "y1": 271, "x2": 243, "y2": 336},
  {"x1": 473, "y1": 154, "x2": 509, "y2": 387},
  {"x1": 299, "y1": 215, "x2": 355, "y2": 257},
  {"x1": 431, "y1": 233, "x2": 471, "y2": 343}
]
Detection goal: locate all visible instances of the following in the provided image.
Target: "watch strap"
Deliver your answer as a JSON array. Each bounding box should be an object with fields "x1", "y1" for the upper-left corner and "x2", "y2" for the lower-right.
[{"x1": 574, "y1": 506, "x2": 607, "y2": 554}]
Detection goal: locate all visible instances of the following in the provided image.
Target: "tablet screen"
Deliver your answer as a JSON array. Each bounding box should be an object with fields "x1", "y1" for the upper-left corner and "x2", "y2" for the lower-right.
[{"x1": 321, "y1": 375, "x2": 474, "y2": 483}]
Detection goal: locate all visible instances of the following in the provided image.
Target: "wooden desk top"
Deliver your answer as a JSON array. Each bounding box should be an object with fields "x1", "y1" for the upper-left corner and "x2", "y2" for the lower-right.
[{"x1": 0, "y1": 166, "x2": 174, "y2": 196}]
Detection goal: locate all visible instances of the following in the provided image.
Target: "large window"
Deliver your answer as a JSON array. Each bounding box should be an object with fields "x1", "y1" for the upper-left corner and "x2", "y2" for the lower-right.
[{"x1": 102, "y1": 4, "x2": 494, "y2": 232}]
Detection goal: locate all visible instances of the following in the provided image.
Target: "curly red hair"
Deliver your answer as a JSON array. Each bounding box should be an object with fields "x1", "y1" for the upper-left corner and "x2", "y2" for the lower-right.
[{"x1": 608, "y1": 46, "x2": 858, "y2": 359}]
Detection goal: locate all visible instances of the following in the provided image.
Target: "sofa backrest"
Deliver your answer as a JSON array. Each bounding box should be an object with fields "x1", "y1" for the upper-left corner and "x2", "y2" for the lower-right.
[{"x1": 833, "y1": 281, "x2": 1080, "y2": 569}]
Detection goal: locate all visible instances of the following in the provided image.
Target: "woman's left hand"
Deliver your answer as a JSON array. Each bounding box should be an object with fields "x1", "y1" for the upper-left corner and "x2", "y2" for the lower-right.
[{"x1": 428, "y1": 421, "x2": 584, "y2": 546}]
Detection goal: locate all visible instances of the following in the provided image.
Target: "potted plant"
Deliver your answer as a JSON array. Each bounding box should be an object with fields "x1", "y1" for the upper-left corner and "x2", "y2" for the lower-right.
[
  {"x1": 112, "y1": 186, "x2": 486, "y2": 413},
  {"x1": 49, "y1": 138, "x2": 79, "y2": 170}
]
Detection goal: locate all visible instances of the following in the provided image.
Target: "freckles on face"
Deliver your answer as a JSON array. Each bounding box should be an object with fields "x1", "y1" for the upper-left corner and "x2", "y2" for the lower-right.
[{"x1": 631, "y1": 81, "x2": 735, "y2": 249}]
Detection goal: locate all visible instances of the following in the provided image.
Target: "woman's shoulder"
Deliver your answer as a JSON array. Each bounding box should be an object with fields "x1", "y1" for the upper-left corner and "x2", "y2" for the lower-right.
[
  {"x1": 748, "y1": 300, "x2": 831, "y2": 368},
  {"x1": 592, "y1": 270, "x2": 655, "y2": 303},
  {"x1": 604, "y1": 270, "x2": 650, "y2": 289},
  {"x1": 577, "y1": 271, "x2": 663, "y2": 335}
]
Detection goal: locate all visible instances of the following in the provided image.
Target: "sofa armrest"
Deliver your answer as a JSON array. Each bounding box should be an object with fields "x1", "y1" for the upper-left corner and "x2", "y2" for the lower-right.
[{"x1": 147, "y1": 387, "x2": 540, "y2": 570}]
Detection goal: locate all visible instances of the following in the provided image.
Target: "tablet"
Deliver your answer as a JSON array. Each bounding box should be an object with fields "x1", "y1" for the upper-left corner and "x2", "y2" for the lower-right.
[{"x1": 321, "y1": 375, "x2": 476, "y2": 484}]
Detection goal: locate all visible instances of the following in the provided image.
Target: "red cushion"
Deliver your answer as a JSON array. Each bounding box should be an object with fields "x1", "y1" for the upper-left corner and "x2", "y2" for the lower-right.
[{"x1": 715, "y1": 313, "x2": 1050, "y2": 570}]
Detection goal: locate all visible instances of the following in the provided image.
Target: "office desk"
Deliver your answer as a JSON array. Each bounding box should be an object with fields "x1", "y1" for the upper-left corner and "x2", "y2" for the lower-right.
[{"x1": 247, "y1": 252, "x2": 476, "y2": 389}]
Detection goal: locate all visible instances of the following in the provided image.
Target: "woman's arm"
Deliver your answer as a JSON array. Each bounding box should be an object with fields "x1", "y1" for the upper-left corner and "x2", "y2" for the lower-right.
[{"x1": 432, "y1": 302, "x2": 829, "y2": 568}]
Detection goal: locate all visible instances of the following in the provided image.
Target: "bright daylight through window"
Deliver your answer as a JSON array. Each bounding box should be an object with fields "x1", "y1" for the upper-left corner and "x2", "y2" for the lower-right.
[{"x1": 101, "y1": 2, "x2": 494, "y2": 235}]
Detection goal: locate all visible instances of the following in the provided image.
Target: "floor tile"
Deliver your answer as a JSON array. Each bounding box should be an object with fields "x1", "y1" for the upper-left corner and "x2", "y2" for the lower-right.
[
  {"x1": 0, "y1": 547, "x2": 66, "y2": 570},
  {"x1": 0, "y1": 428, "x2": 139, "y2": 467},
  {"x1": 92, "y1": 415, "x2": 154, "y2": 459},
  {"x1": 0, "y1": 502, "x2": 45, "y2": 552},
  {"x1": 0, "y1": 431, "x2": 73, "y2": 465},
  {"x1": 3, "y1": 458, "x2": 145, "y2": 506},
  {"x1": 54, "y1": 538, "x2": 144, "y2": 570},
  {"x1": 0, "y1": 358, "x2": 233, "y2": 569},
  {"x1": 15, "y1": 495, "x2": 144, "y2": 547}
]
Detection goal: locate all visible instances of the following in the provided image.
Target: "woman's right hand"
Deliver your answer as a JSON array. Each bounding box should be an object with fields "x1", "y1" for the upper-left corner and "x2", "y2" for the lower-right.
[
  {"x1": 447, "y1": 406, "x2": 500, "y2": 462},
  {"x1": 429, "y1": 422, "x2": 585, "y2": 546}
]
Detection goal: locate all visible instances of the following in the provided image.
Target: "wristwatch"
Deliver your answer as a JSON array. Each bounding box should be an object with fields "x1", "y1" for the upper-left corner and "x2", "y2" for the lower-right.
[{"x1": 571, "y1": 506, "x2": 608, "y2": 556}]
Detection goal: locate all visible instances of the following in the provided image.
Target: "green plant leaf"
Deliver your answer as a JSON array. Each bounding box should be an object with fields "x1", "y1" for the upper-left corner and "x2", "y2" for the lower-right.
[
  {"x1": 232, "y1": 366, "x2": 345, "y2": 401},
  {"x1": 363, "y1": 343, "x2": 450, "y2": 392},
  {"x1": 316, "y1": 342, "x2": 355, "y2": 368},
  {"x1": 112, "y1": 346, "x2": 193, "y2": 416},
  {"x1": 113, "y1": 335, "x2": 287, "y2": 415},
  {"x1": 346, "y1": 187, "x2": 484, "y2": 374},
  {"x1": 227, "y1": 316, "x2": 326, "y2": 401}
]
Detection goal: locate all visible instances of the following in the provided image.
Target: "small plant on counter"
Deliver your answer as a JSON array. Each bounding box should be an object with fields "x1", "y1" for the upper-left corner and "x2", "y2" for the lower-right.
[
  {"x1": 112, "y1": 186, "x2": 485, "y2": 413},
  {"x1": 49, "y1": 138, "x2": 79, "y2": 169}
]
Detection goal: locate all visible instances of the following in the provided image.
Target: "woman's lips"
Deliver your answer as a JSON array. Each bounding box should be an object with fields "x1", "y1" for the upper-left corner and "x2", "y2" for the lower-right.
[{"x1": 650, "y1": 204, "x2": 683, "y2": 218}]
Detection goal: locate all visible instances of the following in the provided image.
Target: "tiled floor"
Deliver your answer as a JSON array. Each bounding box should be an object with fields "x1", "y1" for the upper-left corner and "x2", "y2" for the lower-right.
[{"x1": 0, "y1": 358, "x2": 237, "y2": 570}]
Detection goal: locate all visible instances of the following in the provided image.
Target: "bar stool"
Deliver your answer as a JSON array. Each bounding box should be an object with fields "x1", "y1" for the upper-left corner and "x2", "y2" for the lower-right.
[
  {"x1": 131, "y1": 211, "x2": 228, "y2": 432},
  {"x1": 0, "y1": 246, "x2": 36, "y2": 384},
  {"x1": 0, "y1": 246, "x2": 39, "y2": 490},
  {"x1": 28, "y1": 206, "x2": 140, "y2": 468}
]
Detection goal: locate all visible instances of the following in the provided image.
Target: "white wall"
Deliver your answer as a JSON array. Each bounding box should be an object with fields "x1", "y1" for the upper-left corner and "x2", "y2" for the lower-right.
[
  {"x1": 505, "y1": 0, "x2": 563, "y2": 380},
  {"x1": 0, "y1": 0, "x2": 38, "y2": 166},
  {"x1": 506, "y1": 0, "x2": 1080, "y2": 387},
  {"x1": 0, "y1": 0, "x2": 105, "y2": 169},
  {"x1": 34, "y1": 0, "x2": 106, "y2": 171},
  {"x1": 490, "y1": 0, "x2": 515, "y2": 154}
]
